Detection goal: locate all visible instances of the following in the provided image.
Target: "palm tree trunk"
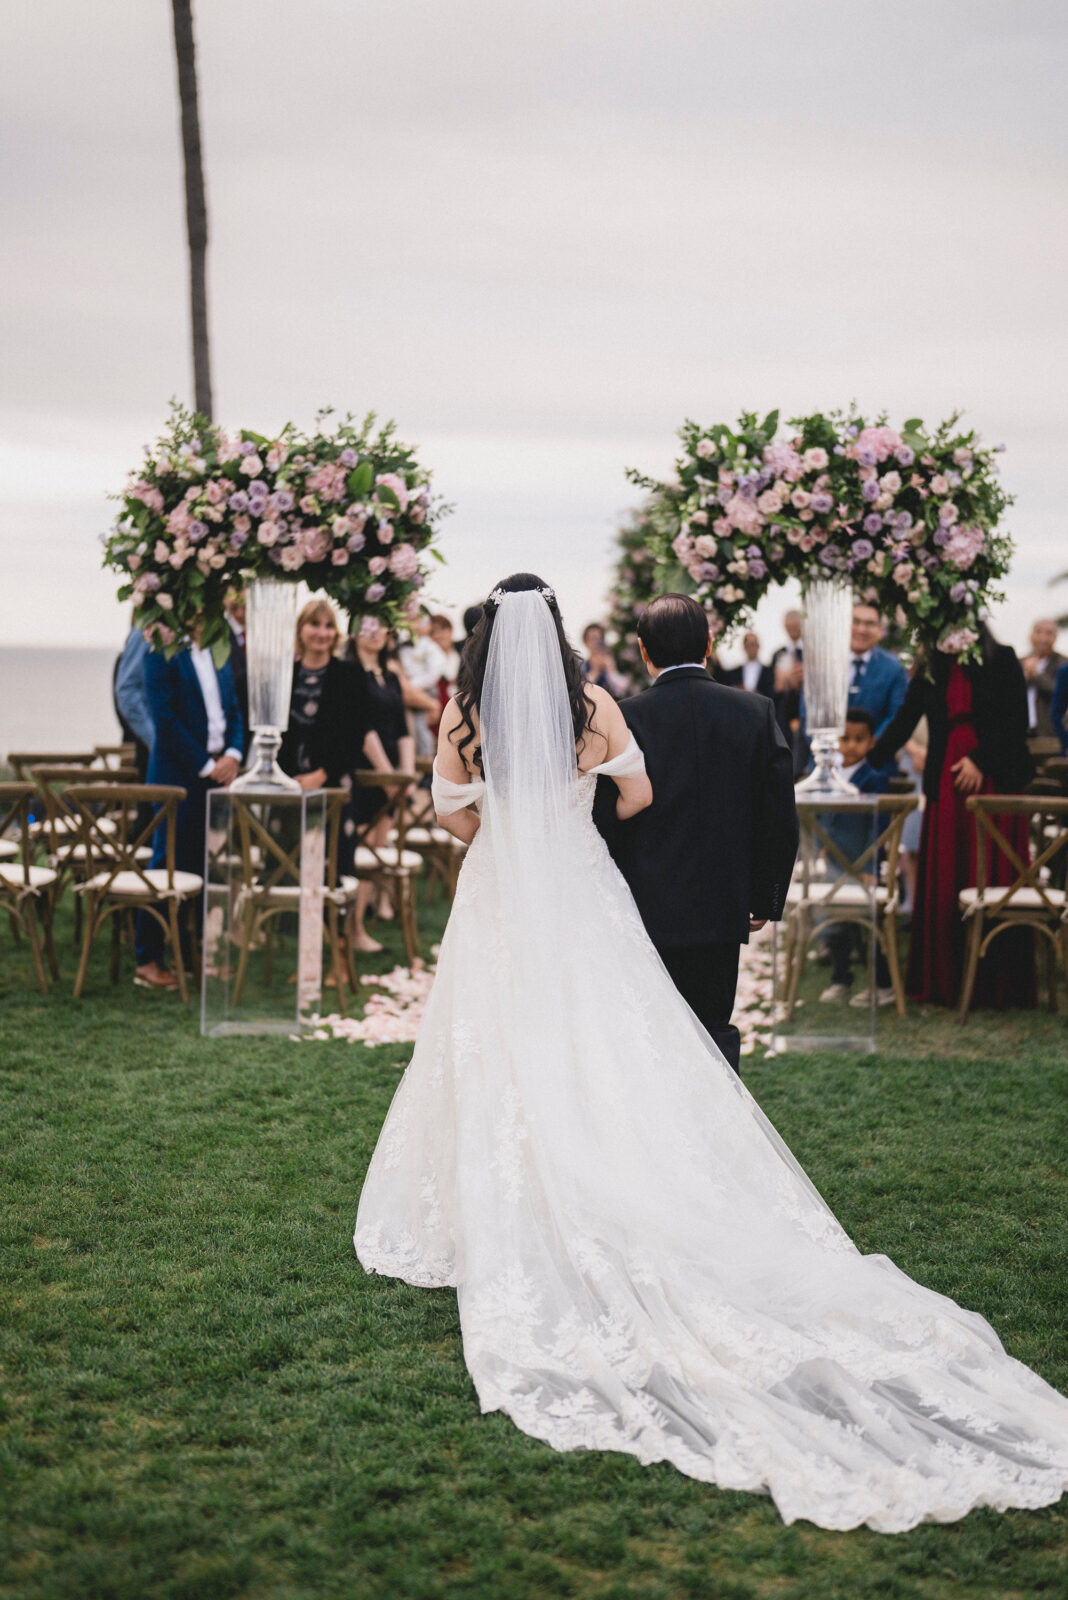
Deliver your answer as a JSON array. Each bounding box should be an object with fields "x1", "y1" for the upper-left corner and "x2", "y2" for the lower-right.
[{"x1": 171, "y1": 0, "x2": 213, "y2": 420}]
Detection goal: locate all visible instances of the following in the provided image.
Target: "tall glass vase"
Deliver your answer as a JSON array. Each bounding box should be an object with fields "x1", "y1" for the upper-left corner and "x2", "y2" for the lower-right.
[
  {"x1": 231, "y1": 577, "x2": 301, "y2": 793},
  {"x1": 795, "y1": 576, "x2": 854, "y2": 794}
]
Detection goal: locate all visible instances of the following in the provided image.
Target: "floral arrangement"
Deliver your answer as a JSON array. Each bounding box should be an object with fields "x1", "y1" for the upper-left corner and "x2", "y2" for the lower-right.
[
  {"x1": 629, "y1": 409, "x2": 1012, "y2": 661},
  {"x1": 103, "y1": 404, "x2": 444, "y2": 659}
]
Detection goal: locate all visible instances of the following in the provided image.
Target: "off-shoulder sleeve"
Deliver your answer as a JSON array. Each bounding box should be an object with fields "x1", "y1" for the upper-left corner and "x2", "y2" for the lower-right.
[
  {"x1": 431, "y1": 764, "x2": 487, "y2": 815},
  {"x1": 587, "y1": 733, "x2": 647, "y2": 779}
]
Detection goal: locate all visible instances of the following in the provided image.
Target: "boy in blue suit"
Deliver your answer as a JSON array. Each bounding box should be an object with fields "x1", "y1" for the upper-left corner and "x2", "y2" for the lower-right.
[
  {"x1": 818, "y1": 708, "x2": 895, "y2": 1008},
  {"x1": 134, "y1": 639, "x2": 244, "y2": 989}
]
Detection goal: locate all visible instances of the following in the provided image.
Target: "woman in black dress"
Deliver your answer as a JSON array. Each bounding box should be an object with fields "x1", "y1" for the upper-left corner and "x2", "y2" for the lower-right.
[
  {"x1": 280, "y1": 599, "x2": 366, "y2": 791},
  {"x1": 342, "y1": 615, "x2": 415, "y2": 953}
]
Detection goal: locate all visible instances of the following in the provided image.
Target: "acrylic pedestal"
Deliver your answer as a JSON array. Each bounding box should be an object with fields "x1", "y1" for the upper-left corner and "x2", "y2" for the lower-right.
[
  {"x1": 201, "y1": 788, "x2": 326, "y2": 1038},
  {"x1": 770, "y1": 793, "x2": 880, "y2": 1056}
]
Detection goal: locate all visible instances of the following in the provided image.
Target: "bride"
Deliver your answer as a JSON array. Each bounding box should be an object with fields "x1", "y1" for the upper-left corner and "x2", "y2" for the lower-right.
[{"x1": 355, "y1": 573, "x2": 1068, "y2": 1533}]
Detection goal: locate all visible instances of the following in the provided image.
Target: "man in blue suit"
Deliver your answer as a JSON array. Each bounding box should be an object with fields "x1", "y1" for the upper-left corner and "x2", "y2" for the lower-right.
[
  {"x1": 134, "y1": 638, "x2": 244, "y2": 989},
  {"x1": 847, "y1": 600, "x2": 908, "y2": 738}
]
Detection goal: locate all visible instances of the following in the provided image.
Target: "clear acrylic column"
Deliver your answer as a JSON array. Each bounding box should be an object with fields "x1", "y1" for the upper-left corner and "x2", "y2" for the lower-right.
[
  {"x1": 770, "y1": 793, "x2": 879, "y2": 1055},
  {"x1": 796, "y1": 576, "x2": 854, "y2": 794},
  {"x1": 202, "y1": 788, "x2": 326, "y2": 1036}
]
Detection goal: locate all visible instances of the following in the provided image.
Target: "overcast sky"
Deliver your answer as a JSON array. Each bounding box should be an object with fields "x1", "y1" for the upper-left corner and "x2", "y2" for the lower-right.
[{"x1": 2, "y1": 0, "x2": 1066, "y2": 658}]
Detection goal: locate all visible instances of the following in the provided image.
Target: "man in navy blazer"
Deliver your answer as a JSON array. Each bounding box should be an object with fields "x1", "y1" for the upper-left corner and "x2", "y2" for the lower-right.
[
  {"x1": 846, "y1": 601, "x2": 908, "y2": 738},
  {"x1": 134, "y1": 639, "x2": 245, "y2": 988}
]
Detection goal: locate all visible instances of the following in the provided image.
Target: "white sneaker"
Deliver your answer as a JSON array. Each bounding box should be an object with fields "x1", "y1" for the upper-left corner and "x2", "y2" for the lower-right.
[
  {"x1": 849, "y1": 987, "x2": 896, "y2": 1008},
  {"x1": 819, "y1": 982, "x2": 852, "y2": 1003}
]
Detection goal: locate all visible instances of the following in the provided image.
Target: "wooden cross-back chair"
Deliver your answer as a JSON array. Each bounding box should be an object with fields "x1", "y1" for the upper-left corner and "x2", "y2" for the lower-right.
[
  {"x1": 958, "y1": 795, "x2": 1068, "y2": 1022},
  {"x1": 0, "y1": 783, "x2": 59, "y2": 992},
  {"x1": 782, "y1": 795, "x2": 919, "y2": 1019},
  {"x1": 65, "y1": 783, "x2": 200, "y2": 1002},
  {"x1": 94, "y1": 743, "x2": 138, "y2": 770},
  {"x1": 227, "y1": 789, "x2": 354, "y2": 1008},
  {"x1": 350, "y1": 771, "x2": 423, "y2": 965},
  {"x1": 8, "y1": 751, "x2": 99, "y2": 781},
  {"x1": 399, "y1": 757, "x2": 465, "y2": 902},
  {"x1": 31, "y1": 765, "x2": 141, "y2": 938}
]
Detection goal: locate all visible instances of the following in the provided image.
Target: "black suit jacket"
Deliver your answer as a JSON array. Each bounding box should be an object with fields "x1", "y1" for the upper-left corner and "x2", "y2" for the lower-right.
[
  {"x1": 722, "y1": 662, "x2": 776, "y2": 700},
  {"x1": 279, "y1": 657, "x2": 367, "y2": 788},
  {"x1": 869, "y1": 645, "x2": 1033, "y2": 800},
  {"x1": 594, "y1": 666, "x2": 799, "y2": 947}
]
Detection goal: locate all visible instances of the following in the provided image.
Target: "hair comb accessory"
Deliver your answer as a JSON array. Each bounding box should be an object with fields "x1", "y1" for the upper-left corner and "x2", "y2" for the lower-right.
[{"x1": 488, "y1": 584, "x2": 556, "y2": 605}]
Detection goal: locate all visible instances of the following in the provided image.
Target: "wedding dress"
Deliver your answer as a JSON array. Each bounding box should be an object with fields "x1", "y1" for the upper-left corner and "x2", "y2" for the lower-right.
[{"x1": 355, "y1": 589, "x2": 1068, "y2": 1533}]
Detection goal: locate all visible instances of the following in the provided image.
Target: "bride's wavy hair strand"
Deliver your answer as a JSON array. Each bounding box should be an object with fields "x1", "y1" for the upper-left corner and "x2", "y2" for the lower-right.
[{"x1": 451, "y1": 572, "x2": 597, "y2": 772}]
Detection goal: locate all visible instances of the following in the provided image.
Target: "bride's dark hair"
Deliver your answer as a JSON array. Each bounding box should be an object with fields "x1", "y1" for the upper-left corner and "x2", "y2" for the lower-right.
[{"x1": 451, "y1": 572, "x2": 597, "y2": 772}]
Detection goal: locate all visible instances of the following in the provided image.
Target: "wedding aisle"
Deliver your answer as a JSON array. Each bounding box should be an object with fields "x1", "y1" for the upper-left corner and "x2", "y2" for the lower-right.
[{"x1": 1, "y1": 892, "x2": 1065, "y2": 1599}]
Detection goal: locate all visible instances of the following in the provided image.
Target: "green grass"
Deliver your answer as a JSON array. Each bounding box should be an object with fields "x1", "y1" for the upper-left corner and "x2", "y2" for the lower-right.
[{"x1": 1, "y1": 895, "x2": 1067, "y2": 1600}]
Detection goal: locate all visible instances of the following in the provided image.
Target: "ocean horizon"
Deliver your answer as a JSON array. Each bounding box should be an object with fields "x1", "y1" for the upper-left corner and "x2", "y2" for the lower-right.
[{"x1": 0, "y1": 647, "x2": 122, "y2": 765}]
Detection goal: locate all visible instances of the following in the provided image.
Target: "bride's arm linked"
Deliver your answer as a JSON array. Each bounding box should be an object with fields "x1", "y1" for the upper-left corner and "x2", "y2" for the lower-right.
[
  {"x1": 432, "y1": 699, "x2": 482, "y2": 844},
  {"x1": 582, "y1": 686, "x2": 653, "y2": 820}
]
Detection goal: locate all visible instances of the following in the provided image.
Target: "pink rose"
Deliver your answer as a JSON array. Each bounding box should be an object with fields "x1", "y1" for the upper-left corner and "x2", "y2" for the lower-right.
[
  {"x1": 307, "y1": 463, "x2": 347, "y2": 502},
  {"x1": 331, "y1": 548, "x2": 349, "y2": 566},
  {"x1": 280, "y1": 545, "x2": 304, "y2": 571},
  {"x1": 240, "y1": 454, "x2": 264, "y2": 478},
  {"x1": 388, "y1": 542, "x2": 420, "y2": 580},
  {"x1": 409, "y1": 502, "x2": 426, "y2": 526},
  {"x1": 374, "y1": 472, "x2": 410, "y2": 514},
  {"x1": 939, "y1": 501, "x2": 959, "y2": 525},
  {"x1": 693, "y1": 534, "x2": 718, "y2": 557},
  {"x1": 942, "y1": 524, "x2": 985, "y2": 570},
  {"x1": 156, "y1": 592, "x2": 173, "y2": 611},
  {"x1": 233, "y1": 513, "x2": 251, "y2": 535},
  {"x1": 672, "y1": 532, "x2": 695, "y2": 564},
  {"x1": 802, "y1": 447, "x2": 828, "y2": 471},
  {"x1": 930, "y1": 475, "x2": 949, "y2": 496},
  {"x1": 166, "y1": 503, "x2": 192, "y2": 536},
  {"x1": 725, "y1": 494, "x2": 762, "y2": 535},
  {"x1": 854, "y1": 425, "x2": 902, "y2": 462},
  {"x1": 377, "y1": 522, "x2": 395, "y2": 546},
  {"x1": 154, "y1": 539, "x2": 170, "y2": 562},
  {"x1": 205, "y1": 479, "x2": 226, "y2": 505},
  {"x1": 756, "y1": 490, "x2": 781, "y2": 516},
  {"x1": 718, "y1": 469, "x2": 736, "y2": 488},
  {"x1": 790, "y1": 488, "x2": 811, "y2": 509},
  {"x1": 331, "y1": 516, "x2": 351, "y2": 540},
  {"x1": 300, "y1": 494, "x2": 319, "y2": 516},
  {"x1": 690, "y1": 509, "x2": 709, "y2": 526},
  {"x1": 257, "y1": 521, "x2": 280, "y2": 547},
  {"x1": 892, "y1": 562, "x2": 913, "y2": 585},
  {"x1": 128, "y1": 552, "x2": 142, "y2": 571},
  {"x1": 763, "y1": 442, "x2": 801, "y2": 478},
  {"x1": 266, "y1": 443, "x2": 288, "y2": 472},
  {"x1": 713, "y1": 517, "x2": 731, "y2": 538},
  {"x1": 952, "y1": 447, "x2": 973, "y2": 467},
  {"x1": 368, "y1": 556, "x2": 388, "y2": 575},
  {"x1": 695, "y1": 438, "x2": 715, "y2": 459},
  {"x1": 938, "y1": 626, "x2": 979, "y2": 655},
  {"x1": 299, "y1": 526, "x2": 331, "y2": 564}
]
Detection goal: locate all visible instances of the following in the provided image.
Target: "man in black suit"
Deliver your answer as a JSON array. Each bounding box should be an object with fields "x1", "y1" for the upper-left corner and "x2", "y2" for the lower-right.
[
  {"x1": 722, "y1": 631, "x2": 775, "y2": 699},
  {"x1": 594, "y1": 594, "x2": 799, "y2": 1074}
]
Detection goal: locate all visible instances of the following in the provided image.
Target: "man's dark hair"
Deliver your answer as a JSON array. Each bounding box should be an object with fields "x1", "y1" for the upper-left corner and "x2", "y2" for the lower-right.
[
  {"x1": 845, "y1": 707, "x2": 876, "y2": 734},
  {"x1": 637, "y1": 594, "x2": 710, "y2": 669}
]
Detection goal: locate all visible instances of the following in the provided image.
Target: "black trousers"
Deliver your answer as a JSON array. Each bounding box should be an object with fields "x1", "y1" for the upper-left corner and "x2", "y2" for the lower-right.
[{"x1": 655, "y1": 940, "x2": 742, "y2": 1076}]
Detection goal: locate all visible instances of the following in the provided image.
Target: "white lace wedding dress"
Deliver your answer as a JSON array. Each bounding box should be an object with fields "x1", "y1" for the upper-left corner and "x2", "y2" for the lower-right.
[{"x1": 355, "y1": 590, "x2": 1068, "y2": 1533}]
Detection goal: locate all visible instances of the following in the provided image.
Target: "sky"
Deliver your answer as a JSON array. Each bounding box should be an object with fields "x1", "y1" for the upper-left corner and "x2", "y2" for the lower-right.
[{"x1": 2, "y1": 0, "x2": 1067, "y2": 662}]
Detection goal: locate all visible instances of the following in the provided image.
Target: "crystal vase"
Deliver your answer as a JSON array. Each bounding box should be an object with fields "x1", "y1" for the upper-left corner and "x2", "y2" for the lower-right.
[
  {"x1": 795, "y1": 576, "x2": 854, "y2": 794},
  {"x1": 231, "y1": 577, "x2": 301, "y2": 793}
]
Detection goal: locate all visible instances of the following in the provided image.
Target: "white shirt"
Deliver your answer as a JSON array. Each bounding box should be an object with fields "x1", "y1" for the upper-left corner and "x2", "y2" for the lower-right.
[
  {"x1": 1027, "y1": 657, "x2": 1050, "y2": 730},
  {"x1": 190, "y1": 645, "x2": 242, "y2": 777},
  {"x1": 656, "y1": 661, "x2": 708, "y2": 678},
  {"x1": 741, "y1": 658, "x2": 763, "y2": 692},
  {"x1": 399, "y1": 635, "x2": 448, "y2": 692}
]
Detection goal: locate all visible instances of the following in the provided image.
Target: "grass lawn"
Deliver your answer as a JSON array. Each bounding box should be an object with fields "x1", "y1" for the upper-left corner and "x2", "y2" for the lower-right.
[{"x1": 1, "y1": 890, "x2": 1067, "y2": 1600}]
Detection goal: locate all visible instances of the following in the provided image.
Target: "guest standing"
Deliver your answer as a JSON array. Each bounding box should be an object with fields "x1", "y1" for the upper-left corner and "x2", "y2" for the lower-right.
[
  {"x1": 581, "y1": 623, "x2": 629, "y2": 697},
  {"x1": 342, "y1": 617, "x2": 415, "y2": 953},
  {"x1": 279, "y1": 599, "x2": 365, "y2": 791},
  {"x1": 398, "y1": 613, "x2": 450, "y2": 757},
  {"x1": 1052, "y1": 660, "x2": 1068, "y2": 754},
  {"x1": 723, "y1": 632, "x2": 775, "y2": 698},
  {"x1": 113, "y1": 622, "x2": 153, "y2": 781},
  {"x1": 845, "y1": 602, "x2": 908, "y2": 738},
  {"x1": 1019, "y1": 618, "x2": 1065, "y2": 739},
  {"x1": 135, "y1": 636, "x2": 244, "y2": 989},
  {"x1": 869, "y1": 626, "x2": 1034, "y2": 1008}
]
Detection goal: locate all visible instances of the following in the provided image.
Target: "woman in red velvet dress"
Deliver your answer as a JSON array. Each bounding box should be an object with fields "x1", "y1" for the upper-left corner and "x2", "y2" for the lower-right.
[{"x1": 870, "y1": 627, "x2": 1034, "y2": 1006}]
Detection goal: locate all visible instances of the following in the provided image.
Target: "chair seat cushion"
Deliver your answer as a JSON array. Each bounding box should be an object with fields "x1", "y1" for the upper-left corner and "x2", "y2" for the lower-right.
[
  {"x1": 0, "y1": 840, "x2": 18, "y2": 860},
  {"x1": 83, "y1": 868, "x2": 203, "y2": 897},
  {"x1": 786, "y1": 881, "x2": 889, "y2": 907},
  {"x1": 0, "y1": 862, "x2": 58, "y2": 890},
  {"x1": 958, "y1": 885, "x2": 1065, "y2": 911},
  {"x1": 353, "y1": 846, "x2": 423, "y2": 873}
]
